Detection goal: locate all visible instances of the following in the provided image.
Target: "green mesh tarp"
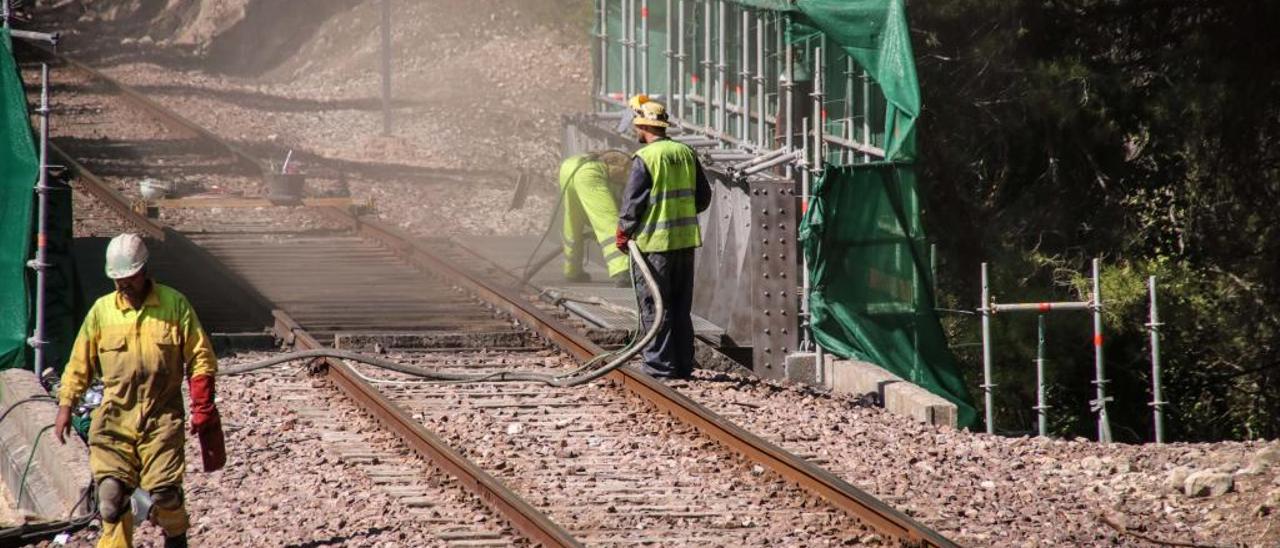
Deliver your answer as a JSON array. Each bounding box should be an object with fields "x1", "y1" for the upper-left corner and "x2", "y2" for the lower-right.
[
  {"x1": 791, "y1": 0, "x2": 976, "y2": 427},
  {"x1": 0, "y1": 29, "x2": 39, "y2": 370},
  {"x1": 717, "y1": 0, "x2": 920, "y2": 160},
  {"x1": 802, "y1": 165, "x2": 977, "y2": 427}
]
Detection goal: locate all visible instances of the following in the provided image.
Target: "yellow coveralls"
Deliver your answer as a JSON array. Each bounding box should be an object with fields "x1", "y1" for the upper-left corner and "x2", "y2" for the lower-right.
[
  {"x1": 58, "y1": 283, "x2": 217, "y2": 548},
  {"x1": 559, "y1": 154, "x2": 630, "y2": 278}
]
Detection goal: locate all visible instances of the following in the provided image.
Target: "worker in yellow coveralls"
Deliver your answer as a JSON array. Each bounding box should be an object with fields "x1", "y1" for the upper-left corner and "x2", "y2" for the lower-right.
[
  {"x1": 559, "y1": 150, "x2": 632, "y2": 285},
  {"x1": 54, "y1": 233, "x2": 224, "y2": 548}
]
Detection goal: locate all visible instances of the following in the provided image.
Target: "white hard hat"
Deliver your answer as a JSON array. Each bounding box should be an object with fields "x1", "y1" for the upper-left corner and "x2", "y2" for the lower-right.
[{"x1": 105, "y1": 233, "x2": 149, "y2": 279}]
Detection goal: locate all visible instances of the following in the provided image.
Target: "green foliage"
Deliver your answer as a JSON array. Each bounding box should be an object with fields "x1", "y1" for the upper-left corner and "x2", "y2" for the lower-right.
[{"x1": 913, "y1": 0, "x2": 1280, "y2": 441}]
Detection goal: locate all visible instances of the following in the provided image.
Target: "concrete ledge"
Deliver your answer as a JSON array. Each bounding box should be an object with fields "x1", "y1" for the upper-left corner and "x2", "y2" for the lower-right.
[
  {"x1": 883, "y1": 381, "x2": 958, "y2": 428},
  {"x1": 0, "y1": 370, "x2": 92, "y2": 519},
  {"x1": 817, "y1": 357, "x2": 957, "y2": 429},
  {"x1": 825, "y1": 358, "x2": 903, "y2": 404}
]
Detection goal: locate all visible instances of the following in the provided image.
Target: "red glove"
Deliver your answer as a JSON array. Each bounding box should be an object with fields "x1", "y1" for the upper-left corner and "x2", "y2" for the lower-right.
[
  {"x1": 615, "y1": 228, "x2": 630, "y2": 253},
  {"x1": 189, "y1": 375, "x2": 226, "y2": 472}
]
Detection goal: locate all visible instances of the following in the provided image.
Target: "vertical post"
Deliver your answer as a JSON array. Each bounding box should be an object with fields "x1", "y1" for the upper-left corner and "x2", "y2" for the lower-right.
[
  {"x1": 621, "y1": 0, "x2": 631, "y2": 97},
  {"x1": 980, "y1": 262, "x2": 995, "y2": 434},
  {"x1": 715, "y1": 0, "x2": 727, "y2": 138},
  {"x1": 664, "y1": 0, "x2": 673, "y2": 105},
  {"x1": 1148, "y1": 276, "x2": 1165, "y2": 444},
  {"x1": 1091, "y1": 258, "x2": 1112, "y2": 443},
  {"x1": 800, "y1": 117, "x2": 811, "y2": 353},
  {"x1": 31, "y1": 64, "x2": 50, "y2": 379},
  {"x1": 783, "y1": 22, "x2": 793, "y2": 177},
  {"x1": 1035, "y1": 314, "x2": 1048, "y2": 437},
  {"x1": 844, "y1": 56, "x2": 854, "y2": 164},
  {"x1": 702, "y1": 0, "x2": 712, "y2": 127},
  {"x1": 676, "y1": 0, "x2": 686, "y2": 121},
  {"x1": 811, "y1": 46, "x2": 823, "y2": 171},
  {"x1": 599, "y1": 0, "x2": 610, "y2": 102},
  {"x1": 380, "y1": 0, "x2": 393, "y2": 136},
  {"x1": 640, "y1": 0, "x2": 649, "y2": 94},
  {"x1": 755, "y1": 11, "x2": 766, "y2": 149},
  {"x1": 739, "y1": 9, "x2": 750, "y2": 143},
  {"x1": 861, "y1": 68, "x2": 871, "y2": 163},
  {"x1": 2, "y1": 0, "x2": 9, "y2": 30}
]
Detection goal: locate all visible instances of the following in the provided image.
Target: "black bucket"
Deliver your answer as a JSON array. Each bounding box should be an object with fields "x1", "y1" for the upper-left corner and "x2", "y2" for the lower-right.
[{"x1": 267, "y1": 173, "x2": 306, "y2": 205}]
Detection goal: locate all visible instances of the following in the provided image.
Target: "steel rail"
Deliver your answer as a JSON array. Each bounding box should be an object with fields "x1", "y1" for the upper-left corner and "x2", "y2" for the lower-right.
[
  {"x1": 271, "y1": 312, "x2": 582, "y2": 548},
  {"x1": 324, "y1": 209, "x2": 957, "y2": 548},
  {"x1": 39, "y1": 55, "x2": 582, "y2": 547},
  {"x1": 62, "y1": 178, "x2": 582, "y2": 546},
  {"x1": 46, "y1": 48, "x2": 959, "y2": 547},
  {"x1": 32, "y1": 44, "x2": 266, "y2": 175},
  {"x1": 47, "y1": 141, "x2": 166, "y2": 240}
]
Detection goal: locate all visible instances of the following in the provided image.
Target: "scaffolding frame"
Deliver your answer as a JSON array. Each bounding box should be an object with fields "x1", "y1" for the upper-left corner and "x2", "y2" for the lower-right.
[
  {"x1": 590, "y1": 0, "x2": 901, "y2": 372},
  {"x1": 979, "y1": 259, "x2": 1113, "y2": 442}
]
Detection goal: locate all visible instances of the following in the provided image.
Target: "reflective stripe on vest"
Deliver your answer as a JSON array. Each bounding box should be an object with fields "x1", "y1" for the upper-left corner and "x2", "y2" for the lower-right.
[{"x1": 633, "y1": 140, "x2": 702, "y2": 252}]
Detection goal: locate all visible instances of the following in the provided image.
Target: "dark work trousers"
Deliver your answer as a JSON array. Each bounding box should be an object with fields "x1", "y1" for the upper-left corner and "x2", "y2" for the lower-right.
[{"x1": 631, "y1": 248, "x2": 696, "y2": 378}]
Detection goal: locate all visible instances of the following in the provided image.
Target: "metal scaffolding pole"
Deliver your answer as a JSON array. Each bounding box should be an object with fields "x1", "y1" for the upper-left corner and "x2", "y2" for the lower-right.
[
  {"x1": 715, "y1": 0, "x2": 727, "y2": 137},
  {"x1": 640, "y1": 0, "x2": 650, "y2": 94},
  {"x1": 844, "y1": 56, "x2": 854, "y2": 165},
  {"x1": 627, "y1": 0, "x2": 635, "y2": 97},
  {"x1": 701, "y1": 0, "x2": 712, "y2": 127},
  {"x1": 739, "y1": 9, "x2": 750, "y2": 143},
  {"x1": 29, "y1": 64, "x2": 51, "y2": 380},
  {"x1": 1148, "y1": 276, "x2": 1166, "y2": 444},
  {"x1": 801, "y1": 116, "x2": 812, "y2": 354},
  {"x1": 664, "y1": 0, "x2": 673, "y2": 103},
  {"x1": 1091, "y1": 258, "x2": 1113, "y2": 443},
  {"x1": 1035, "y1": 315, "x2": 1049, "y2": 437},
  {"x1": 755, "y1": 11, "x2": 766, "y2": 148},
  {"x1": 380, "y1": 0, "x2": 393, "y2": 135},
  {"x1": 861, "y1": 68, "x2": 871, "y2": 163},
  {"x1": 979, "y1": 262, "x2": 995, "y2": 434},
  {"x1": 599, "y1": 0, "x2": 610, "y2": 101},
  {"x1": 675, "y1": 0, "x2": 686, "y2": 121},
  {"x1": 2, "y1": 1, "x2": 9, "y2": 30},
  {"x1": 783, "y1": 21, "x2": 793, "y2": 177},
  {"x1": 811, "y1": 46, "x2": 823, "y2": 170}
]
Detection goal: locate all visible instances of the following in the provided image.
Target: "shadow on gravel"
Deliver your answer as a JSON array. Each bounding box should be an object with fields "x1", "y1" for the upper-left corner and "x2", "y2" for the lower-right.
[
  {"x1": 53, "y1": 136, "x2": 257, "y2": 179},
  {"x1": 282, "y1": 527, "x2": 392, "y2": 548},
  {"x1": 237, "y1": 142, "x2": 517, "y2": 187},
  {"x1": 131, "y1": 84, "x2": 429, "y2": 113}
]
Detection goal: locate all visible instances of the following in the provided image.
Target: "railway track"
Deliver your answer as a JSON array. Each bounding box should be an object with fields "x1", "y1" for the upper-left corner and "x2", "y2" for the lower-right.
[{"x1": 23, "y1": 45, "x2": 958, "y2": 547}]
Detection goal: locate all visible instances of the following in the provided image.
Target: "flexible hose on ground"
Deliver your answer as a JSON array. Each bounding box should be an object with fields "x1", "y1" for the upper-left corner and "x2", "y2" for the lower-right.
[{"x1": 221, "y1": 245, "x2": 661, "y2": 387}]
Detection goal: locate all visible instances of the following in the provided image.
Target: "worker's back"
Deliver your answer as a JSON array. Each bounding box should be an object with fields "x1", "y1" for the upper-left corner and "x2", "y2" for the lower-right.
[{"x1": 631, "y1": 139, "x2": 702, "y2": 252}]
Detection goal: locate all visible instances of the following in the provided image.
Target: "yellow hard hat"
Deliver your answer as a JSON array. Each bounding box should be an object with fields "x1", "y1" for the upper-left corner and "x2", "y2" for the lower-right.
[
  {"x1": 632, "y1": 100, "x2": 670, "y2": 128},
  {"x1": 628, "y1": 94, "x2": 651, "y2": 110}
]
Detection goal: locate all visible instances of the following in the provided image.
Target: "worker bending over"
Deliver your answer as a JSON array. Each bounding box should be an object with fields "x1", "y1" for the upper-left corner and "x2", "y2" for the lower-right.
[
  {"x1": 54, "y1": 233, "x2": 225, "y2": 548},
  {"x1": 616, "y1": 96, "x2": 712, "y2": 379},
  {"x1": 559, "y1": 150, "x2": 631, "y2": 285}
]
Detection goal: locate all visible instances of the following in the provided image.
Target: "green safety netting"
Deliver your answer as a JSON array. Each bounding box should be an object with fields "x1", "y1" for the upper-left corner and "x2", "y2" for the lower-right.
[
  {"x1": 793, "y1": 0, "x2": 974, "y2": 426},
  {"x1": 599, "y1": 0, "x2": 973, "y2": 425},
  {"x1": 0, "y1": 28, "x2": 38, "y2": 370},
  {"x1": 789, "y1": 0, "x2": 919, "y2": 161},
  {"x1": 801, "y1": 164, "x2": 977, "y2": 427},
  {"x1": 0, "y1": 30, "x2": 78, "y2": 373}
]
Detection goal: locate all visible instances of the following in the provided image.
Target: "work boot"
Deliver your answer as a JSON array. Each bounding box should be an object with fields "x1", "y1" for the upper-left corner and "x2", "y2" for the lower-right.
[
  {"x1": 612, "y1": 274, "x2": 631, "y2": 288},
  {"x1": 164, "y1": 534, "x2": 188, "y2": 548},
  {"x1": 564, "y1": 272, "x2": 591, "y2": 283}
]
